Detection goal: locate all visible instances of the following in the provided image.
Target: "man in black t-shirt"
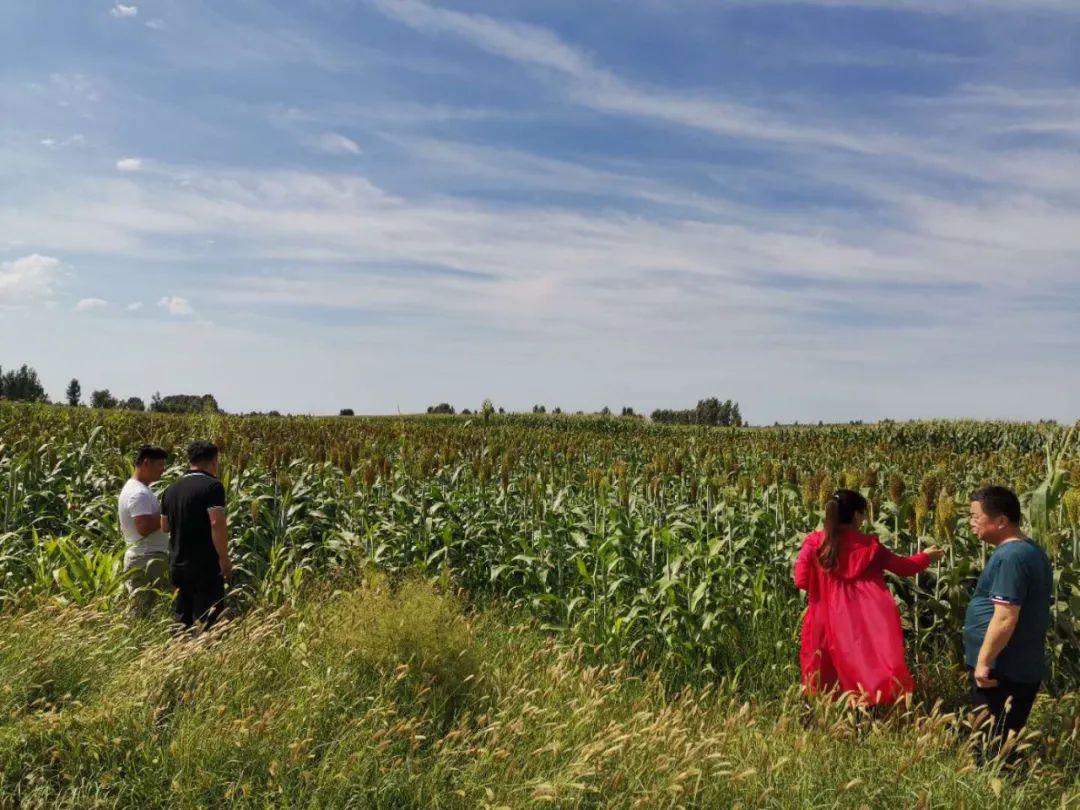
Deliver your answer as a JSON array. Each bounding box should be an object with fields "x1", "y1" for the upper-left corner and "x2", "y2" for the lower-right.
[{"x1": 161, "y1": 440, "x2": 232, "y2": 629}]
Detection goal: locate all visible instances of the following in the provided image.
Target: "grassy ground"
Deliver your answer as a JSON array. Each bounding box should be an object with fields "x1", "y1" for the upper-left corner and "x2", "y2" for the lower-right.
[{"x1": 0, "y1": 580, "x2": 1076, "y2": 809}]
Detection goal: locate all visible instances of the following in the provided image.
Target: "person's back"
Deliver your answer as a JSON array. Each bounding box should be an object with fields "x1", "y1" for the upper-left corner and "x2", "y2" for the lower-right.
[
  {"x1": 162, "y1": 471, "x2": 223, "y2": 572},
  {"x1": 797, "y1": 528, "x2": 909, "y2": 592},
  {"x1": 161, "y1": 440, "x2": 231, "y2": 629},
  {"x1": 795, "y1": 489, "x2": 942, "y2": 704}
]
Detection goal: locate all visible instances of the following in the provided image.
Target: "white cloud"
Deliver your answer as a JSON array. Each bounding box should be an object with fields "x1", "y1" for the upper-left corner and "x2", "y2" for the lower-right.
[
  {"x1": 309, "y1": 132, "x2": 362, "y2": 155},
  {"x1": 0, "y1": 254, "x2": 62, "y2": 305},
  {"x1": 158, "y1": 295, "x2": 193, "y2": 316},
  {"x1": 110, "y1": 4, "x2": 138, "y2": 19},
  {"x1": 74, "y1": 297, "x2": 108, "y2": 312},
  {"x1": 145, "y1": 19, "x2": 165, "y2": 30},
  {"x1": 116, "y1": 157, "x2": 143, "y2": 172},
  {"x1": 127, "y1": 301, "x2": 143, "y2": 311}
]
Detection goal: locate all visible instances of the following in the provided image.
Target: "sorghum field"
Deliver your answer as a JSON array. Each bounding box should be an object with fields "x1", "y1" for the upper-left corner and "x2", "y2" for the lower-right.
[{"x1": 0, "y1": 402, "x2": 1078, "y2": 808}]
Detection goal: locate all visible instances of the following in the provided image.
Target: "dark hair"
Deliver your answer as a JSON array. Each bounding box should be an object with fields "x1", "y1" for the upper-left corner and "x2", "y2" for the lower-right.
[
  {"x1": 818, "y1": 489, "x2": 869, "y2": 571},
  {"x1": 187, "y1": 440, "x2": 220, "y2": 466},
  {"x1": 970, "y1": 486, "x2": 1021, "y2": 525},
  {"x1": 134, "y1": 445, "x2": 168, "y2": 466}
]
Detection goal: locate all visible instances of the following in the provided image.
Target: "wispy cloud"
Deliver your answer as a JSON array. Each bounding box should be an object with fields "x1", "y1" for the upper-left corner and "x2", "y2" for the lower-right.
[
  {"x1": 116, "y1": 157, "x2": 143, "y2": 172},
  {"x1": 368, "y1": 0, "x2": 897, "y2": 153},
  {"x1": 126, "y1": 301, "x2": 143, "y2": 311},
  {"x1": 40, "y1": 133, "x2": 85, "y2": 148},
  {"x1": 308, "y1": 132, "x2": 362, "y2": 155}
]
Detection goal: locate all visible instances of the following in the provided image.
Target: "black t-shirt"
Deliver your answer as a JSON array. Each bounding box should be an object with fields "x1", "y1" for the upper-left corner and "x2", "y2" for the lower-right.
[{"x1": 161, "y1": 470, "x2": 226, "y2": 575}]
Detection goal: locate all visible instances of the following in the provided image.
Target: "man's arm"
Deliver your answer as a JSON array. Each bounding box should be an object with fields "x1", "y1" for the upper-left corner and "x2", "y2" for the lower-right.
[
  {"x1": 209, "y1": 506, "x2": 231, "y2": 578},
  {"x1": 128, "y1": 490, "x2": 162, "y2": 537},
  {"x1": 160, "y1": 515, "x2": 170, "y2": 534},
  {"x1": 974, "y1": 603, "x2": 1021, "y2": 688},
  {"x1": 134, "y1": 514, "x2": 160, "y2": 537}
]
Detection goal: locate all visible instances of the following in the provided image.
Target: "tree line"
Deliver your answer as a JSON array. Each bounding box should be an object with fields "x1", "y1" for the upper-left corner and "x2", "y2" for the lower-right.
[
  {"x1": 0, "y1": 362, "x2": 219, "y2": 414},
  {"x1": 422, "y1": 398, "x2": 744, "y2": 426},
  {"x1": 650, "y1": 398, "x2": 743, "y2": 427},
  {"x1": 3, "y1": 362, "x2": 743, "y2": 424}
]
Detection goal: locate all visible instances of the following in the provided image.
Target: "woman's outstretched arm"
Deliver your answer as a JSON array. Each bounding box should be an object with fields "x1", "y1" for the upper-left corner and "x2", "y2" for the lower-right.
[{"x1": 880, "y1": 546, "x2": 942, "y2": 577}]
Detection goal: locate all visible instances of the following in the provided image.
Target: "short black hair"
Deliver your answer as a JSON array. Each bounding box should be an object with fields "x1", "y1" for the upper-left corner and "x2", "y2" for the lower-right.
[
  {"x1": 187, "y1": 440, "x2": 220, "y2": 466},
  {"x1": 970, "y1": 485, "x2": 1022, "y2": 525},
  {"x1": 134, "y1": 445, "x2": 168, "y2": 466}
]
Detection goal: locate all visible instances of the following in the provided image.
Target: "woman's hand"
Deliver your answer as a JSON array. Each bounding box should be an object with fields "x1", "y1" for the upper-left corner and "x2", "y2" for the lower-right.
[{"x1": 923, "y1": 545, "x2": 946, "y2": 562}]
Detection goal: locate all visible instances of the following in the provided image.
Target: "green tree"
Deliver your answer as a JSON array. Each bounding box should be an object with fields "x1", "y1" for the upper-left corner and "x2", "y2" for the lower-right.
[
  {"x1": 0, "y1": 364, "x2": 49, "y2": 403},
  {"x1": 91, "y1": 389, "x2": 118, "y2": 409},
  {"x1": 65, "y1": 379, "x2": 82, "y2": 407},
  {"x1": 121, "y1": 397, "x2": 145, "y2": 412},
  {"x1": 695, "y1": 397, "x2": 720, "y2": 426},
  {"x1": 150, "y1": 393, "x2": 220, "y2": 414}
]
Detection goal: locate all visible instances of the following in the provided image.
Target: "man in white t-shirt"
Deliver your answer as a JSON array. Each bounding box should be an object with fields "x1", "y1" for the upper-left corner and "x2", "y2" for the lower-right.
[{"x1": 118, "y1": 445, "x2": 171, "y2": 614}]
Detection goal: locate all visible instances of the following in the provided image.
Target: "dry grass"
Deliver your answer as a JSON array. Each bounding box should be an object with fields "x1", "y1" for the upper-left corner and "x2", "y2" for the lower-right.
[{"x1": 0, "y1": 580, "x2": 1076, "y2": 809}]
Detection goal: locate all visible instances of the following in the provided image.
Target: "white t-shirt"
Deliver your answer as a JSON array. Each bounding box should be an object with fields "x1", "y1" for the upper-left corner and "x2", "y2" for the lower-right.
[{"x1": 118, "y1": 478, "x2": 169, "y2": 556}]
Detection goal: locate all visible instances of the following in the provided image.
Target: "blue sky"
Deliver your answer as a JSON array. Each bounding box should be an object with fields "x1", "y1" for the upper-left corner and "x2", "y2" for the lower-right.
[{"x1": 2, "y1": 0, "x2": 1079, "y2": 421}]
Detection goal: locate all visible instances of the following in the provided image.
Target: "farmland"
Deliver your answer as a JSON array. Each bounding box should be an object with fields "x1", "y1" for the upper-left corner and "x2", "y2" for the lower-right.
[{"x1": 0, "y1": 403, "x2": 1078, "y2": 807}]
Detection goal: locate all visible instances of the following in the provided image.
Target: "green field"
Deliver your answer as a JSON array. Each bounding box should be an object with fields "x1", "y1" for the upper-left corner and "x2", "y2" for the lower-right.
[{"x1": 0, "y1": 404, "x2": 1077, "y2": 807}]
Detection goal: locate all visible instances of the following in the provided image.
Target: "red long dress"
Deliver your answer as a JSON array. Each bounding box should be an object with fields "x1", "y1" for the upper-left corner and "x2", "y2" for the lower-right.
[{"x1": 794, "y1": 529, "x2": 930, "y2": 705}]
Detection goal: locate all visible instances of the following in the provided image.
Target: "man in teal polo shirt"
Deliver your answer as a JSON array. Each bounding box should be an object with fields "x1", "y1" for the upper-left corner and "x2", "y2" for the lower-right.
[{"x1": 963, "y1": 486, "x2": 1053, "y2": 752}]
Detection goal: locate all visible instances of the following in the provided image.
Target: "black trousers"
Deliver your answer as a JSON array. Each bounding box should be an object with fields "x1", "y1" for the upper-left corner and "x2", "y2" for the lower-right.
[
  {"x1": 969, "y1": 670, "x2": 1040, "y2": 748},
  {"x1": 171, "y1": 564, "x2": 226, "y2": 629}
]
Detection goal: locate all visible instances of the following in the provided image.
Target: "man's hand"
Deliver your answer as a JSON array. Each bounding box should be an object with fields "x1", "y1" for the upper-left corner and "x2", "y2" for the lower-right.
[
  {"x1": 974, "y1": 662, "x2": 998, "y2": 689},
  {"x1": 219, "y1": 555, "x2": 233, "y2": 580},
  {"x1": 974, "y1": 602, "x2": 1019, "y2": 690},
  {"x1": 924, "y1": 545, "x2": 946, "y2": 562}
]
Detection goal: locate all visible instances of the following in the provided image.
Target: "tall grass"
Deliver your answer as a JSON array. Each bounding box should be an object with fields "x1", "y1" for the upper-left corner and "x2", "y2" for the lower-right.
[{"x1": 0, "y1": 580, "x2": 1076, "y2": 809}]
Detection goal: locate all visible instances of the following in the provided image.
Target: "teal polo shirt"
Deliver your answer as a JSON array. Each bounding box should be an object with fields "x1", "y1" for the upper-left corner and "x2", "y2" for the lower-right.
[{"x1": 963, "y1": 538, "x2": 1052, "y2": 683}]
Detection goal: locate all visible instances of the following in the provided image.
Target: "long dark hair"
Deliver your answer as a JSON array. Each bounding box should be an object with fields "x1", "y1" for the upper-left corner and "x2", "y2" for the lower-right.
[{"x1": 818, "y1": 489, "x2": 869, "y2": 570}]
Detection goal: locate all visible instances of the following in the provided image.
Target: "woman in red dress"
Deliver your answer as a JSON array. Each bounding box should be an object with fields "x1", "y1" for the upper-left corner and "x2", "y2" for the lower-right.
[{"x1": 794, "y1": 489, "x2": 945, "y2": 705}]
